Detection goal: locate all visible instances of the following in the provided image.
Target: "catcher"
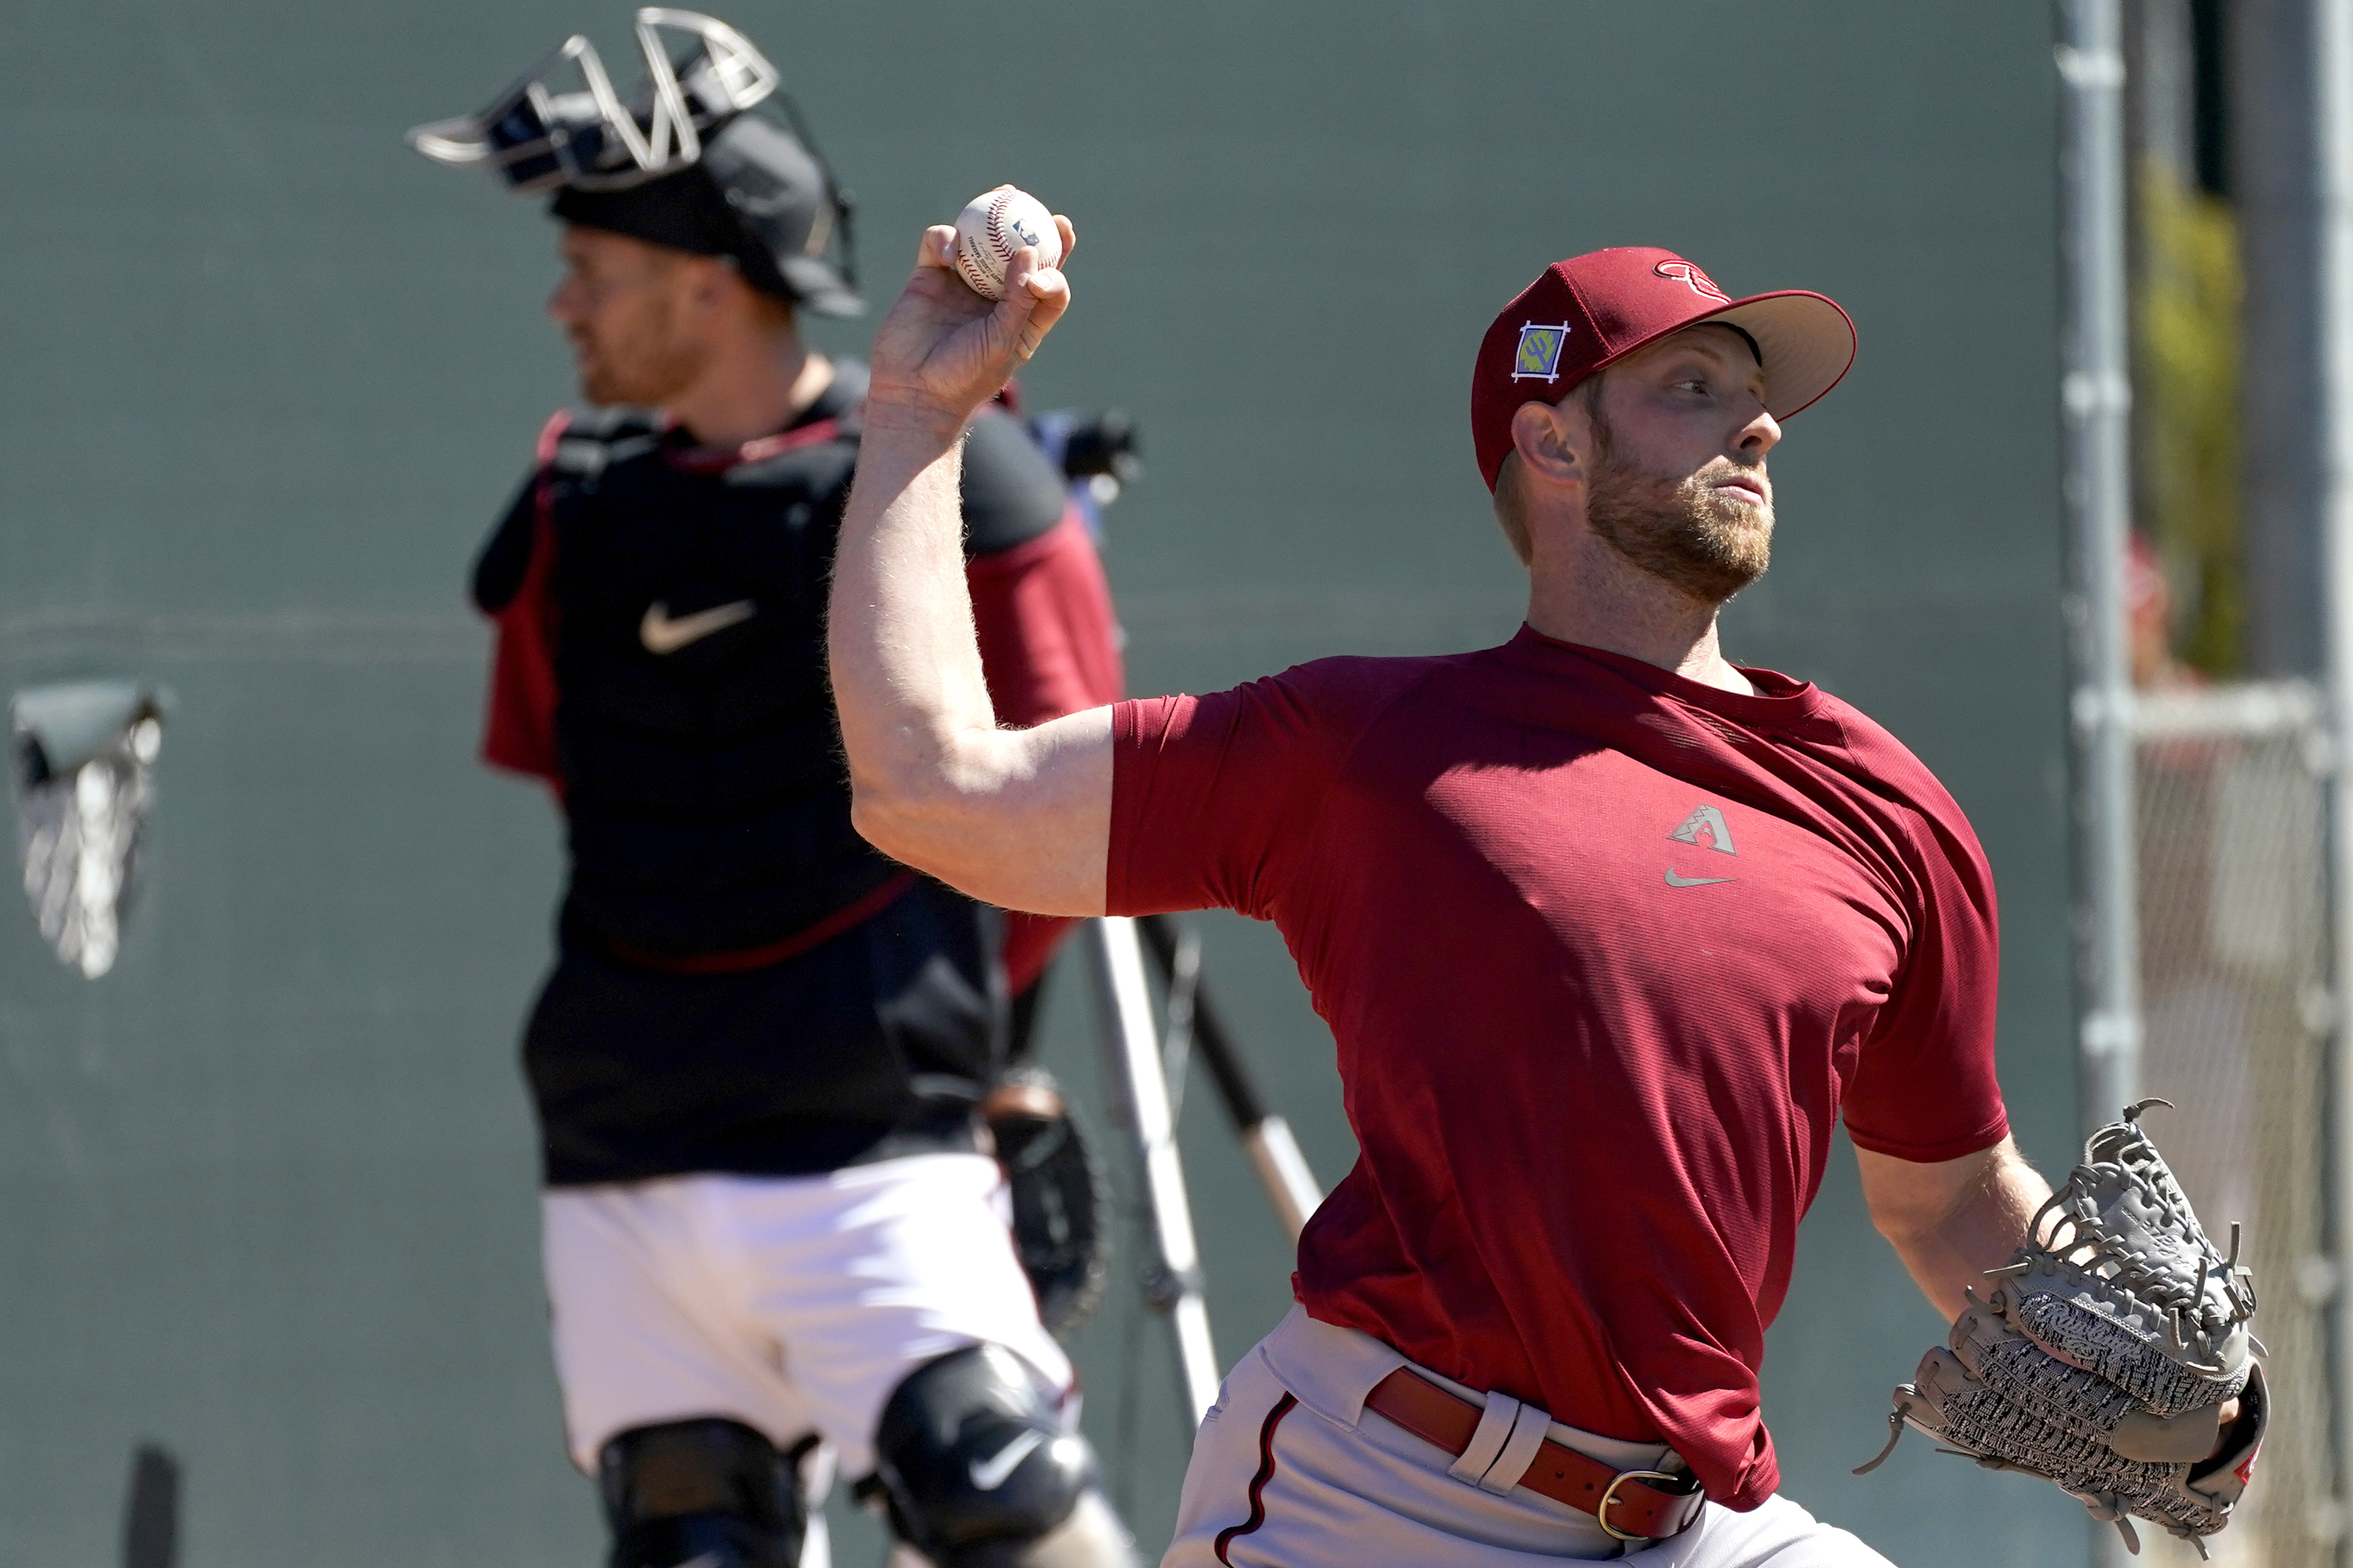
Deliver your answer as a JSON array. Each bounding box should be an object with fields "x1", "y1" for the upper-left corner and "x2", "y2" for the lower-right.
[
  {"x1": 821, "y1": 210, "x2": 2268, "y2": 1567},
  {"x1": 410, "y1": 14, "x2": 1133, "y2": 1567}
]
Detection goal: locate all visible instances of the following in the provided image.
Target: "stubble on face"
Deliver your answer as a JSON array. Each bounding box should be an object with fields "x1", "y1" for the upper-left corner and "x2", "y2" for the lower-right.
[
  {"x1": 1582, "y1": 404, "x2": 1775, "y2": 605},
  {"x1": 567, "y1": 252, "x2": 710, "y2": 409}
]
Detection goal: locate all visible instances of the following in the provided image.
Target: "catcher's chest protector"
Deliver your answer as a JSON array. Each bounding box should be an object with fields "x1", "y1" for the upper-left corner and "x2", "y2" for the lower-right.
[
  {"x1": 542, "y1": 411, "x2": 895, "y2": 959},
  {"x1": 1856, "y1": 1101, "x2": 2268, "y2": 1557}
]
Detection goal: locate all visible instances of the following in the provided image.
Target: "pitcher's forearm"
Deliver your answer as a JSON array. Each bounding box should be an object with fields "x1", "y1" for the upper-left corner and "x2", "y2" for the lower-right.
[
  {"x1": 1907, "y1": 1164, "x2": 2049, "y2": 1320},
  {"x1": 830, "y1": 416, "x2": 996, "y2": 802},
  {"x1": 828, "y1": 410, "x2": 1112, "y2": 913},
  {"x1": 825, "y1": 213, "x2": 1111, "y2": 913},
  {"x1": 1861, "y1": 1138, "x2": 2052, "y2": 1322}
]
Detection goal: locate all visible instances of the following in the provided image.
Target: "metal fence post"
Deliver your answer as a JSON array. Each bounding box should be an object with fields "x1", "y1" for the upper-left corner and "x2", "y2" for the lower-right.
[
  {"x1": 2056, "y1": 6, "x2": 2138, "y2": 1560},
  {"x1": 2316, "y1": 0, "x2": 2353, "y2": 1551},
  {"x1": 2057, "y1": 4, "x2": 2141, "y2": 1140}
]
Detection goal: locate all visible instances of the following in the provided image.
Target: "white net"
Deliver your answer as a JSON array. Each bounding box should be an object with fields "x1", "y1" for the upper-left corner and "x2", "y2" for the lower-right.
[{"x1": 2129, "y1": 682, "x2": 2335, "y2": 1566}]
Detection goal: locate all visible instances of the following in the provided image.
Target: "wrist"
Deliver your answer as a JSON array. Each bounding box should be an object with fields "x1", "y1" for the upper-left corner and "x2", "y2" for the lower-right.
[{"x1": 861, "y1": 390, "x2": 973, "y2": 447}]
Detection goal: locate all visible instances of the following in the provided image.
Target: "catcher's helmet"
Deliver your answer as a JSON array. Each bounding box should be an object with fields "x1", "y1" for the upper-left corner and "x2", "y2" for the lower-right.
[{"x1": 408, "y1": 8, "x2": 860, "y2": 316}]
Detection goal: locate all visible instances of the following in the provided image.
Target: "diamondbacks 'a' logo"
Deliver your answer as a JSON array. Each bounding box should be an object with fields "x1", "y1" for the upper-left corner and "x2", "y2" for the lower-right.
[
  {"x1": 1512, "y1": 321, "x2": 1572, "y2": 382},
  {"x1": 1668, "y1": 804, "x2": 1737, "y2": 856},
  {"x1": 1654, "y1": 259, "x2": 1730, "y2": 303}
]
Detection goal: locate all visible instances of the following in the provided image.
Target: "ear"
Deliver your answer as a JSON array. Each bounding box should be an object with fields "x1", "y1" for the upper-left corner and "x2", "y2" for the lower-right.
[
  {"x1": 681, "y1": 255, "x2": 739, "y2": 315},
  {"x1": 1509, "y1": 398, "x2": 1588, "y2": 490}
]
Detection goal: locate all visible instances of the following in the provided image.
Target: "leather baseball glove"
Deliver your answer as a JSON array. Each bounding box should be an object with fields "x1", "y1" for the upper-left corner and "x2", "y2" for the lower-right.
[
  {"x1": 985, "y1": 1066, "x2": 1111, "y2": 1340},
  {"x1": 1855, "y1": 1100, "x2": 2267, "y2": 1557}
]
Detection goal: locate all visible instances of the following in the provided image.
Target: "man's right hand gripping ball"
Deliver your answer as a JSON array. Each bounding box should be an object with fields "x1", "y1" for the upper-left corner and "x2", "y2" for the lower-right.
[
  {"x1": 1856, "y1": 1101, "x2": 2268, "y2": 1557},
  {"x1": 867, "y1": 211, "x2": 1077, "y2": 436}
]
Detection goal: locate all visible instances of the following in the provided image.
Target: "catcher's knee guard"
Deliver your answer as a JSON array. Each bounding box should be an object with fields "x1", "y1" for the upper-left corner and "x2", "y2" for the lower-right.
[
  {"x1": 868, "y1": 1345, "x2": 1136, "y2": 1567},
  {"x1": 598, "y1": 1418, "x2": 808, "y2": 1568}
]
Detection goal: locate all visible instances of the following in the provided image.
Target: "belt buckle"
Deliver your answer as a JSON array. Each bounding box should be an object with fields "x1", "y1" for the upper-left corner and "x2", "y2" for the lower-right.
[{"x1": 1596, "y1": 1468, "x2": 1681, "y2": 1542}]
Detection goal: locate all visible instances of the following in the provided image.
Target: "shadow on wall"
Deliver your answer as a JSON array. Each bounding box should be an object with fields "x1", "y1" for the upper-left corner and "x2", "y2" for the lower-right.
[{"x1": 124, "y1": 1443, "x2": 180, "y2": 1568}]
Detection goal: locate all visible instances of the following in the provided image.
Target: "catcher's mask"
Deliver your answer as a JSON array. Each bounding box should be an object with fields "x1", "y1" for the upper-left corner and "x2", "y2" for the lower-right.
[
  {"x1": 407, "y1": 8, "x2": 861, "y2": 317},
  {"x1": 13, "y1": 680, "x2": 168, "y2": 980}
]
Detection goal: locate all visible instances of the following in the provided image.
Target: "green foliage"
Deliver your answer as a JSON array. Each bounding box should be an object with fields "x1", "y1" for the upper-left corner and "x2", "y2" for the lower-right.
[{"x1": 2133, "y1": 158, "x2": 2243, "y2": 674}]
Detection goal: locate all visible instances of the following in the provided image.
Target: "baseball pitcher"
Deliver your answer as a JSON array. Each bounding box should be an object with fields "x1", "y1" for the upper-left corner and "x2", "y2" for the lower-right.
[{"x1": 820, "y1": 213, "x2": 2266, "y2": 1565}]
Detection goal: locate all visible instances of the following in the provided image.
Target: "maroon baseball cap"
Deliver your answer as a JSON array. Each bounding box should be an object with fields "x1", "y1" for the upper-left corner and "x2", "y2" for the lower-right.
[{"x1": 1469, "y1": 246, "x2": 1856, "y2": 490}]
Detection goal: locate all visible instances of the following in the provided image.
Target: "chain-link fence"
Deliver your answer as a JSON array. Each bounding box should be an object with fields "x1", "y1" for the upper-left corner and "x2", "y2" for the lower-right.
[{"x1": 2128, "y1": 682, "x2": 2335, "y2": 1566}]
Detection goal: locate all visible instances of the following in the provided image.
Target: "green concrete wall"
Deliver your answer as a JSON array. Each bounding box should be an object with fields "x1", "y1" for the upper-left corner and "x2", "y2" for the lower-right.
[{"x1": 0, "y1": 3, "x2": 2078, "y2": 1563}]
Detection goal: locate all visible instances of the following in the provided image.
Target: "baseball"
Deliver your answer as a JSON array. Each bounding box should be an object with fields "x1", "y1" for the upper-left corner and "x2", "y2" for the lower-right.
[{"x1": 952, "y1": 185, "x2": 1063, "y2": 301}]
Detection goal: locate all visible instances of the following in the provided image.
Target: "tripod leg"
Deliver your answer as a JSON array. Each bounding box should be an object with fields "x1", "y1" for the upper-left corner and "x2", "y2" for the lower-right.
[
  {"x1": 1239, "y1": 1118, "x2": 1320, "y2": 1243},
  {"x1": 1136, "y1": 916, "x2": 1323, "y2": 1240},
  {"x1": 1082, "y1": 917, "x2": 1220, "y2": 1420}
]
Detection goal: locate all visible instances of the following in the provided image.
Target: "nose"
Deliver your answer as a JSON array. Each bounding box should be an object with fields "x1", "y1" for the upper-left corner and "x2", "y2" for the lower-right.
[
  {"x1": 1737, "y1": 402, "x2": 1782, "y2": 460},
  {"x1": 547, "y1": 274, "x2": 585, "y2": 326}
]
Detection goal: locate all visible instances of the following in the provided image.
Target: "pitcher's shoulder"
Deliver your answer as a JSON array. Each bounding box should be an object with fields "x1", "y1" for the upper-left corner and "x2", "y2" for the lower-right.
[
  {"x1": 1233, "y1": 647, "x2": 1494, "y2": 738},
  {"x1": 1807, "y1": 689, "x2": 1984, "y2": 838}
]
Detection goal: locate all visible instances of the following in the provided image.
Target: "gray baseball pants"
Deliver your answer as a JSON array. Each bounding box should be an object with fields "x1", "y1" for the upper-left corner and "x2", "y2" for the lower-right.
[{"x1": 1163, "y1": 1306, "x2": 1895, "y2": 1567}]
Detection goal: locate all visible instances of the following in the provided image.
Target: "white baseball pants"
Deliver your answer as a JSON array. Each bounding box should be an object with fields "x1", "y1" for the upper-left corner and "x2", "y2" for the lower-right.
[
  {"x1": 541, "y1": 1153, "x2": 1073, "y2": 1485},
  {"x1": 1164, "y1": 1307, "x2": 1894, "y2": 1567}
]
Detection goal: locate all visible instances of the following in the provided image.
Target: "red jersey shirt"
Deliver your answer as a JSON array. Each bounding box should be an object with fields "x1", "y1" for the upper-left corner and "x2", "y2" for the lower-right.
[{"x1": 1107, "y1": 625, "x2": 2008, "y2": 1509}]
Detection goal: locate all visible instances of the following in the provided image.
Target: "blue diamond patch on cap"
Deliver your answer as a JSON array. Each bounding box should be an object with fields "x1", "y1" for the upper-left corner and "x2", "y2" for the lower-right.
[{"x1": 1512, "y1": 321, "x2": 1572, "y2": 382}]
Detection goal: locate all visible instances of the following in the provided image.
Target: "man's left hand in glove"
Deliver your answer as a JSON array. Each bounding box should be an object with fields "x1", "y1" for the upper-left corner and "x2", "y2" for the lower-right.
[{"x1": 1855, "y1": 1101, "x2": 2266, "y2": 1557}]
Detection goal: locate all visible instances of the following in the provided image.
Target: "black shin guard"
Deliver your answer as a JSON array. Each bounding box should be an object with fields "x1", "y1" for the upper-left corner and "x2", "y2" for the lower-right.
[
  {"x1": 598, "y1": 1418, "x2": 808, "y2": 1568},
  {"x1": 868, "y1": 1346, "x2": 1136, "y2": 1568}
]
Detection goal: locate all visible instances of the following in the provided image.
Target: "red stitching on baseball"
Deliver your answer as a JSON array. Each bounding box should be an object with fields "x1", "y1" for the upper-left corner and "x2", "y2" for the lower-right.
[
  {"x1": 988, "y1": 189, "x2": 1014, "y2": 254},
  {"x1": 956, "y1": 242, "x2": 995, "y2": 296},
  {"x1": 958, "y1": 189, "x2": 1022, "y2": 297}
]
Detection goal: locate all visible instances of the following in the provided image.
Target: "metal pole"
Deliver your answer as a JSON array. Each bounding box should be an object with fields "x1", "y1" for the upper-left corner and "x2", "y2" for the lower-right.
[
  {"x1": 2057, "y1": 5, "x2": 2141, "y2": 1130},
  {"x1": 1084, "y1": 916, "x2": 1221, "y2": 1420},
  {"x1": 2315, "y1": 0, "x2": 2353, "y2": 1543},
  {"x1": 2056, "y1": 8, "x2": 2138, "y2": 1561},
  {"x1": 1137, "y1": 914, "x2": 1325, "y2": 1239}
]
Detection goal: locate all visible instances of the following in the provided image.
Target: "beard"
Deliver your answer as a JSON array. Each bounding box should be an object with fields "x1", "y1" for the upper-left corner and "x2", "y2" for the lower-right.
[
  {"x1": 1584, "y1": 423, "x2": 1774, "y2": 605},
  {"x1": 571, "y1": 297, "x2": 707, "y2": 410}
]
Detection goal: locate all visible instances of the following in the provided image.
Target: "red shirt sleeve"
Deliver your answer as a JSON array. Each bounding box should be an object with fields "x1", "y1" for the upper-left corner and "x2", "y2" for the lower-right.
[
  {"x1": 1837, "y1": 742, "x2": 2010, "y2": 1163},
  {"x1": 477, "y1": 413, "x2": 568, "y2": 791},
  {"x1": 1108, "y1": 660, "x2": 1395, "y2": 919},
  {"x1": 968, "y1": 505, "x2": 1126, "y2": 989}
]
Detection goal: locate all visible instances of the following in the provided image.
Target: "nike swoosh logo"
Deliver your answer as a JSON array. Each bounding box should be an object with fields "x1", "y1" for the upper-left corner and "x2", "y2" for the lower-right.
[
  {"x1": 640, "y1": 598, "x2": 757, "y2": 654},
  {"x1": 968, "y1": 1429, "x2": 1046, "y2": 1491},
  {"x1": 672, "y1": 1555, "x2": 724, "y2": 1568},
  {"x1": 1663, "y1": 869, "x2": 1734, "y2": 888}
]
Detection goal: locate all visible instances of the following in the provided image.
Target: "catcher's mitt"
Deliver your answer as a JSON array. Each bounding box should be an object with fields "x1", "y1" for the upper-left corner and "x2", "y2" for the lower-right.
[
  {"x1": 985, "y1": 1066, "x2": 1110, "y2": 1340},
  {"x1": 1854, "y1": 1100, "x2": 2268, "y2": 1557}
]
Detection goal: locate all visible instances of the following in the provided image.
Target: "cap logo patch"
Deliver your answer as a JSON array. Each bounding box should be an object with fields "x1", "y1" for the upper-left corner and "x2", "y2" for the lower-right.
[
  {"x1": 1654, "y1": 260, "x2": 1729, "y2": 303},
  {"x1": 1512, "y1": 322, "x2": 1573, "y2": 382}
]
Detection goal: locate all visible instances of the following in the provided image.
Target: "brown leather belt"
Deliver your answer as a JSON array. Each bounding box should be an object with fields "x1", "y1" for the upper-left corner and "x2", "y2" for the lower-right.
[{"x1": 1362, "y1": 1368, "x2": 1703, "y2": 1542}]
